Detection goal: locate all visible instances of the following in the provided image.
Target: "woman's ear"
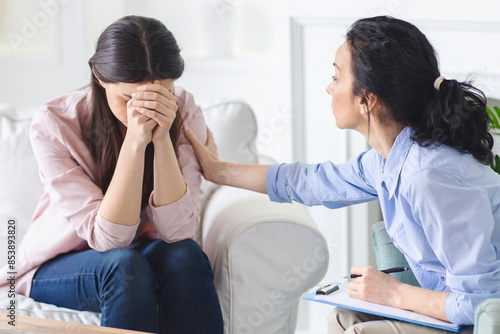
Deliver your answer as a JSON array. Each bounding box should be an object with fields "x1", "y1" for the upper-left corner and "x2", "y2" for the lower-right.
[
  {"x1": 91, "y1": 68, "x2": 107, "y2": 89},
  {"x1": 358, "y1": 92, "x2": 378, "y2": 116},
  {"x1": 97, "y1": 78, "x2": 107, "y2": 89}
]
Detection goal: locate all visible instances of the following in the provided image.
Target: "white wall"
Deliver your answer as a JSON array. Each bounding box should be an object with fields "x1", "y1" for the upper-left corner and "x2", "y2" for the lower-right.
[
  {"x1": 1, "y1": 0, "x2": 499, "y2": 160},
  {"x1": 0, "y1": 0, "x2": 294, "y2": 162},
  {"x1": 1, "y1": 1, "x2": 499, "y2": 333}
]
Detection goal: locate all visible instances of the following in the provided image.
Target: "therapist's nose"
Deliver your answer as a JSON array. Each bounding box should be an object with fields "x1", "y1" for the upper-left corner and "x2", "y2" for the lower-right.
[{"x1": 326, "y1": 82, "x2": 333, "y2": 95}]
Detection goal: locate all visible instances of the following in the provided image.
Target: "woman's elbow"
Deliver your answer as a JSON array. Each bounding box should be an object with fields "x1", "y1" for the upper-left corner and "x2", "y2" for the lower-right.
[{"x1": 156, "y1": 215, "x2": 199, "y2": 243}]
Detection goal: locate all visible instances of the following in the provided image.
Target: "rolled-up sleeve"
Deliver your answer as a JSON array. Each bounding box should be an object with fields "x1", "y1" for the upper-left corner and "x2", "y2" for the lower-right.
[
  {"x1": 145, "y1": 89, "x2": 207, "y2": 242},
  {"x1": 146, "y1": 187, "x2": 197, "y2": 242},
  {"x1": 410, "y1": 169, "x2": 500, "y2": 325},
  {"x1": 266, "y1": 150, "x2": 379, "y2": 208},
  {"x1": 93, "y1": 211, "x2": 139, "y2": 250},
  {"x1": 30, "y1": 110, "x2": 139, "y2": 252}
]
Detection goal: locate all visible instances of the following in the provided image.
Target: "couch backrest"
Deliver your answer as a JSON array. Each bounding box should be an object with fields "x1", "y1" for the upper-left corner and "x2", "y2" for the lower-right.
[
  {"x1": 199, "y1": 99, "x2": 258, "y2": 164},
  {"x1": 0, "y1": 98, "x2": 259, "y2": 269},
  {"x1": 189, "y1": 99, "x2": 259, "y2": 243}
]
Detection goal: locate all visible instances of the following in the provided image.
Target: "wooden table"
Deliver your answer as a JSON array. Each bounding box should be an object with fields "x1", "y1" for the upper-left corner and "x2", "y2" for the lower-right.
[{"x1": 0, "y1": 313, "x2": 149, "y2": 333}]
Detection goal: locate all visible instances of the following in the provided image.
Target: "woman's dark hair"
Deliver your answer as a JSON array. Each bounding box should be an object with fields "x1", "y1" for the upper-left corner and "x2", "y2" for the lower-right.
[
  {"x1": 346, "y1": 16, "x2": 493, "y2": 164},
  {"x1": 84, "y1": 15, "x2": 184, "y2": 208}
]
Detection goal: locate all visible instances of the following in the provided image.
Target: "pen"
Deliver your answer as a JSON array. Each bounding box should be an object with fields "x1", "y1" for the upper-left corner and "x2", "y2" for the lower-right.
[{"x1": 343, "y1": 267, "x2": 410, "y2": 279}]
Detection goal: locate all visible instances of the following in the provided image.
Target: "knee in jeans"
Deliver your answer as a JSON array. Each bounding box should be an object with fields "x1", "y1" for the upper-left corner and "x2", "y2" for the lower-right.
[
  {"x1": 100, "y1": 249, "x2": 155, "y2": 287},
  {"x1": 163, "y1": 239, "x2": 209, "y2": 274}
]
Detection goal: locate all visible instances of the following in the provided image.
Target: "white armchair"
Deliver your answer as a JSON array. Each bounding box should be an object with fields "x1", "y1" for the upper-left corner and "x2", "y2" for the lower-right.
[{"x1": 0, "y1": 97, "x2": 329, "y2": 333}]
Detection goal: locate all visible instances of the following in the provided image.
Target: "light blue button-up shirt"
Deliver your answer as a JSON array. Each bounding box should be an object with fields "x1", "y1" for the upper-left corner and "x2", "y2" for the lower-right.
[{"x1": 266, "y1": 127, "x2": 500, "y2": 325}]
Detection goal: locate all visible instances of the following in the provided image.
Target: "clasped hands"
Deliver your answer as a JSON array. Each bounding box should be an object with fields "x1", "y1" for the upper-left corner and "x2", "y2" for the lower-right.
[{"x1": 126, "y1": 79, "x2": 177, "y2": 146}]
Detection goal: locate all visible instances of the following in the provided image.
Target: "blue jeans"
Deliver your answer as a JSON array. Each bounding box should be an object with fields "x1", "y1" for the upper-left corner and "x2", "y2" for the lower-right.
[{"x1": 30, "y1": 238, "x2": 223, "y2": 334}]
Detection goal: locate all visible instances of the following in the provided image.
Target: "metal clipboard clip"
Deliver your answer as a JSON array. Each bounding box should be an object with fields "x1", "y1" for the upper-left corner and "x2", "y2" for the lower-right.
[{"x1": 315, "y1": 283, "x2": 339, "y2": 295}]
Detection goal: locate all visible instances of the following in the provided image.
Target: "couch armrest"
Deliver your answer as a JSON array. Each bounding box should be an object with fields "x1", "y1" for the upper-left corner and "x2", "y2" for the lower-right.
[
  {"x1": 474, "y1": 299, "x2": 500, "y2": 334},
  {"x1": 202, "y1": 186, "x2": 328, "y2": 334}
]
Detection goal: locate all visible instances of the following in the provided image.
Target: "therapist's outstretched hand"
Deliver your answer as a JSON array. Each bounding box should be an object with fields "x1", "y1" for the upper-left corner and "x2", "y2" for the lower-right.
[
  {"x1": 186, "y1": 125, "x2": 269, "y2": 193},
  {"x1": 185, "y1": 126, "x2": 221, "y2": 183}
]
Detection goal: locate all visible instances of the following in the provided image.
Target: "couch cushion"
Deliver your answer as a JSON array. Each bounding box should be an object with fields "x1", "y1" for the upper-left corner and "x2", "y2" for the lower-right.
[
  {"x1": 0, "y1": 294, "x2": 101, "y2": 325},
  {"x1": 0, "y1": 104, "x2": 43, "y2": 271}
]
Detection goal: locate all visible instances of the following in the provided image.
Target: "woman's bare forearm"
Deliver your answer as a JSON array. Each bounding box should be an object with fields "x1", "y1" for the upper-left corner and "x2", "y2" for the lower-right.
[
  {"x1": 151, "y1": 137, "x2": 187, "y2": 206},
  {"x1": 99, "y1": 137, "x2": 145, "y2": 226}
]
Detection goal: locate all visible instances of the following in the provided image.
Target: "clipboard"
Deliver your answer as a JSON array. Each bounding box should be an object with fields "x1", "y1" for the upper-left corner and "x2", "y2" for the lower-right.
[{"x1": 302, "y1": 283, "x2": 469, "y2": 332}]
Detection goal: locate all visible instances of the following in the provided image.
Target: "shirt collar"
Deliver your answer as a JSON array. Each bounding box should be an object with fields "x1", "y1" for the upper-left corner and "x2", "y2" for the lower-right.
[{"x1": 382, "y1": 127, "x2": 415, "y2": 197}]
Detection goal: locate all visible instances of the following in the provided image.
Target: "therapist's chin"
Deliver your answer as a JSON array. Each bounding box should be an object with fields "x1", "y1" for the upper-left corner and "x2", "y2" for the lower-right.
[{"x1": 333, "y1": 117, "x2": 347, "y2": 130}]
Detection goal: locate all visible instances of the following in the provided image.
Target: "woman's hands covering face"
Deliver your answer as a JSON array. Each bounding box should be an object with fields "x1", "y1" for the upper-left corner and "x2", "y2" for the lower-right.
[{"x1": 131, "y1": 79, "x2": 178, "y2": 144}]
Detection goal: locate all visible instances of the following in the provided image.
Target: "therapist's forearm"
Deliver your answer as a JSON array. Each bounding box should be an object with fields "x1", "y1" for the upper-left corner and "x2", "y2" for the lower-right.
[
  {"x1": 211, "y1": 162, "x2": 269, "y2": 194},
  {"x1": 396, "y1": 284, "x2": 451, "y2": 322}
]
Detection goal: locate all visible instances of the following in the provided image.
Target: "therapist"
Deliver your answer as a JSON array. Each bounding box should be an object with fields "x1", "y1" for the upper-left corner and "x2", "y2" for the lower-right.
[{"x1": 185, "y1": 16, "x2": 500, "y2": 333}]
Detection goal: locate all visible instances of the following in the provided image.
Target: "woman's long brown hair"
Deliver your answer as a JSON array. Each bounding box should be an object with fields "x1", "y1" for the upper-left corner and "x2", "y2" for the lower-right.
[{"x1": 83, "y1": 15, "x2": 185, "y2": 209}]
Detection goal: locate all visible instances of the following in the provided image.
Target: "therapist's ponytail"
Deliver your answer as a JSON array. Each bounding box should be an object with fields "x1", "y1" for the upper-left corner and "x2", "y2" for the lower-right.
[
  {"x1": 346, "y1": 16, "x2": 493, "y2": 164},
  {"x1": 415, "y1": 78, "x2": 493, "y2": 164}
]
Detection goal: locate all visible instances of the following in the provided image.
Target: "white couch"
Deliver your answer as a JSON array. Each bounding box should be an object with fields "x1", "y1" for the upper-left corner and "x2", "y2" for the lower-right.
[{"x1": 0, "y1": 98, "x2": 329, "y2": 333}]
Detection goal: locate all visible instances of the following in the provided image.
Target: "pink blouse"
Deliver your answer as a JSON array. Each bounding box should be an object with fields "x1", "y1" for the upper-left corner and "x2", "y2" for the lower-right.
[{"x1": 0, "y1": 86, "x2": 207, "y2": 297}]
